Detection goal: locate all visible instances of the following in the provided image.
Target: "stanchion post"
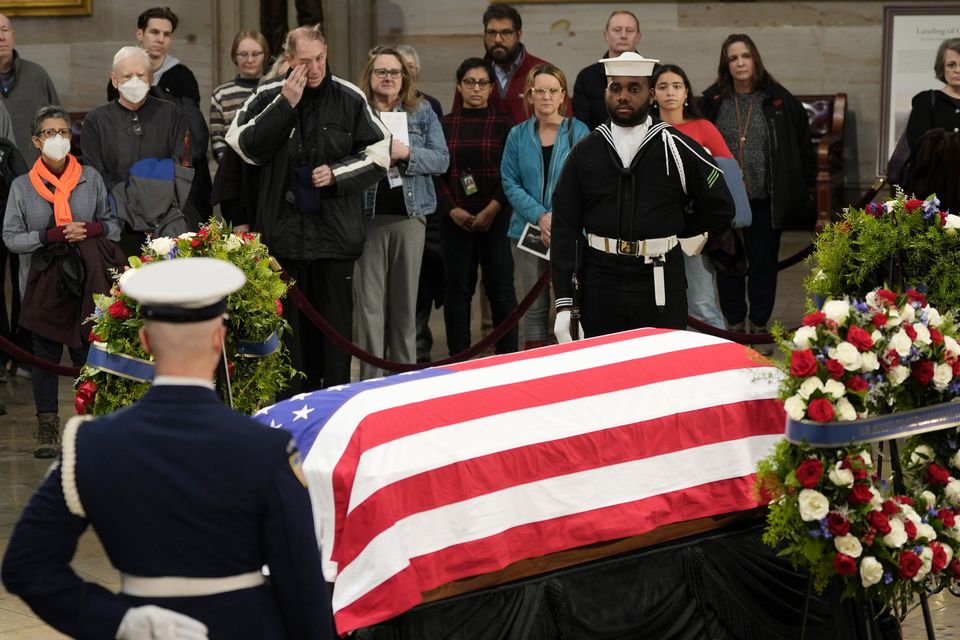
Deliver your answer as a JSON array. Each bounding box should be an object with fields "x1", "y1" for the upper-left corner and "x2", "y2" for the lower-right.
[{"x1": 799, "y1": 574, "x2": 813, "y2": 639}]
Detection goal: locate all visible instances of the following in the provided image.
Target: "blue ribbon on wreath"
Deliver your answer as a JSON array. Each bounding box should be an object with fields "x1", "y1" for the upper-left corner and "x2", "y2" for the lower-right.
[
  {"x1": 786, "y1": 402, "x2": 960, "y2": 446},
  {"x1": 236, "y1": 331, "x2": 280, "y2": 357},
  {"x1": 87, "y1": 342, "x2": 155, "y2": 382}
]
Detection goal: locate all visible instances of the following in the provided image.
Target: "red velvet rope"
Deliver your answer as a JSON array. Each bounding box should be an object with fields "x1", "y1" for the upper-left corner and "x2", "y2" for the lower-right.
[{"x1": 0, "y1": 334, "x2": 81, "y2": 377}]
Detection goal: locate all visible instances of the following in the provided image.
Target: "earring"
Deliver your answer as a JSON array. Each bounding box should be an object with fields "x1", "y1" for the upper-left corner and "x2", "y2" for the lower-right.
[{"x1": 684, "y1": 100, "x2": 688, "y2": 106}]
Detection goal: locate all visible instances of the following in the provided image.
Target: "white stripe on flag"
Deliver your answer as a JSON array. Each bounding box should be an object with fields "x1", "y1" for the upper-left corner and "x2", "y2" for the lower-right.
[
  {"x1": 348, "y1": 366, "x2": 782, "y2": 511},
  {"x1": 331, "y1": 432, "x2": 782, "y2": 611}
]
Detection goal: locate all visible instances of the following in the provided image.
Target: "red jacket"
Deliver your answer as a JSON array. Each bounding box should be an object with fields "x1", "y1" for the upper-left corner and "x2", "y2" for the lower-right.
[{"x1": 451, "y1": 45, "x2": 569, "y2": 125}]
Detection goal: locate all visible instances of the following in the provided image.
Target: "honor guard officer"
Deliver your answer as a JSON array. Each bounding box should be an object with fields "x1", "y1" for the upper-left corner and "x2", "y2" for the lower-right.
[
  {"x1": 551, "y1": 52, "x2": 735, "y2": 341},
  {"x1": 2, "y1": 257, "x2": 334, "y2": 640}
]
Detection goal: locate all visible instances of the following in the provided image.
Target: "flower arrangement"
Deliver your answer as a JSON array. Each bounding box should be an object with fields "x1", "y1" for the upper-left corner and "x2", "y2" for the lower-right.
[
  {"x1": 757, "y1": 440, "x2": 958, "y2": 604},
  {"x1": 806, "y1": 191, "x2": 960, "y2": 312},
  {"x1": 777, "y1": 288, "x2": 960, "y2": 422},
  {"x1": 75, "y1": 218, "x2": 299, "y2": 416}
]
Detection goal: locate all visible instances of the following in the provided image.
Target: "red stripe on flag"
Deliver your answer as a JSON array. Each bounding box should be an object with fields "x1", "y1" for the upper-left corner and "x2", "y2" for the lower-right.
[
  {"x1": 335, "y1": 399, "x2": 784, "y2": 566},
  {"x1": 332, "y1": 475, "x2": 762, "y2": 634}
]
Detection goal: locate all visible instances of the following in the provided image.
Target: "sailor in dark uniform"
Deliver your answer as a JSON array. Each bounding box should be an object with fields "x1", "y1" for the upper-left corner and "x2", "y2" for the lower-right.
[
  {"x1": 1, "y1": 257, "x2": 334, "y2": 640},
  {"x1": 551, "y1": 52, "x2": 735, "y2": 340}
]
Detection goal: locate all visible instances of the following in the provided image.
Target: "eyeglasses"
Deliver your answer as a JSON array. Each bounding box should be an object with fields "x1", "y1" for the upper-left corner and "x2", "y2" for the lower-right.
[
  {"x1": 372, "y1": 68, "x2": 403, "y2": 79},
  {"x1": 236, "y1": 51, "x2": 264, "y2": 60},
  {"x1": 131, "y1": 112, "x2": 142, "y2": 137},
  {"x1": 36, "y1": 128, "x2": 72, "y2": 140},
  {"x1": 484, "y1": 28, "x2": 516, "y2": 40},
  {"x1": 461, "y1": 78, "x2": 492, "y2": 89},
  {"x1": 530, "y1": 87, "x2": 563, "y2": 97}
]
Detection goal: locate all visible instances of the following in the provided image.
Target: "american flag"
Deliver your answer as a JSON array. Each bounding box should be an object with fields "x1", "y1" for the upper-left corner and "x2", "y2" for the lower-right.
[{"x1": 254, "y1": 328, "x2": 786, "y2": 634}]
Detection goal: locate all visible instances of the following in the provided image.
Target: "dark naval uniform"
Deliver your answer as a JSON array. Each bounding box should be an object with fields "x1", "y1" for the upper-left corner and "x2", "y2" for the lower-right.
[
  {"x1": 2, "y1": 384, "x2": 334, "y2": 640},
  {"x1": 551, "y1": 118, "x2": 735, "y2": 336}
]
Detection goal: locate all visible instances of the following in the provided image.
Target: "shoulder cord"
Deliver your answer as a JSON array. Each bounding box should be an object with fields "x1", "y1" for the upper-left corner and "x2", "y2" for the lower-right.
[
  {"x1": 61, "y1": 415, "x2": 94, "y2": 519},
  {"x1": 661, "y1": 130, "x2": 688, "y2": 195}
]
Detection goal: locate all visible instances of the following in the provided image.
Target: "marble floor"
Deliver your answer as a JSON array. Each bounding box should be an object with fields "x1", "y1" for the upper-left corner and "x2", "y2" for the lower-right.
[{"x1": 0, "y1": 231, "x2": 958, "y2": 638}]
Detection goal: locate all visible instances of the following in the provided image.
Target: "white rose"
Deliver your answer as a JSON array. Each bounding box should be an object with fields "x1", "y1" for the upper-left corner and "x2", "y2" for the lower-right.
[
  {"x1": 834, "y1": 534, "x2": 863, "y2": 558},
  {"x1": 920, "y1": 490, "x2": 938, "y2": 509},
  {"x1": 830, "y1": 342, "x2": 862, "y2": 372},
  {"x1": 858, "y1": 351, "x2": 880, "y2": 373},
  {"x1": 913, "y1": 323, "x2": 931, "y2": 346},
  {"x1": 835, "y1": 397, "x2": 857, "y2": 421},
  {"x1": 865, "y1": 291, "x2": 879, "y2": 310},
  {"x1": 933, "y1": 363, "x2": 953, "y2": 391},
  {"x1": 952, "y1": 449, "x2": 960, "y2": 471},
  {"x1": 860, "y1": 556, "x2": 883, "y2": 587},
  {"x1": 798, "y1": 376, "x2": 825, "y2": 401},
  {"x1": 784, "y1": 395, "x2": 807, "y2": 421},
  {"x1": 822, "y1": 299, "x2": 851, "y2": 324},
  {"x1": 910, "y1": 445, "x2": 935, "y2": 467},
  {"x1": 890, "y1": 329, "x2": 912, "y2": 356},
  {"x1": 925, "y1": 306, "x2": 943, "y2": 327},
  {"x1": 798, "y1": 489, "x2": 830, "y2": 522},
  {"x1": 916, "y1": 523, "x2": 937, "y2": 542},
  {"x1": 945, "y1": 478, "x2": 960, "y2": 507},
  {"x1": 224, "y1": 234, "x2": 242, "y2": 252},
  {"x1": 945, "y1": 544, "x2": 955, "y2": 566},
  {"x1": 858, "y1": 451, "x2": 873, "y2": 468},
  {"x1": 823, "y1": 379, "x2": 846, "y2": 399},
  {"x1": 900, "y1": 504, "x2": 921, "y2": 525},
  {"x1": 945, "y1": 336, "x2": 960, "y2": 358},
  {"x1": 792, "y1": 326, "x2": 818, "y2": 349},
  {"x1": 886, "y1": 308, "x2": 902, "y2": 328},
  {"x1": 944, "y1": 213, "x2": 960, "y2": 230},
  {"x1": 178, "y1": 231, "x2": 197, "y2": 239},
  {"x1": 900, "y1": 304, "x2": 916, "y2": 324},
  {"x1": 148, "y1": 237, "x2": 174, "y2": 256},
  {"x1": 869, "y1": 487, "x2": 883, "y2": 509},
  {"x1": 883, "y1": 518, "x2": 908, "y2": 548},
  {"x1": 914, "y1": 546, "x2": 934, "y2": 582},
  {"x1": 888, "y1": 365, "x2": 910, "y2": 387},
  {"x1": 828, "y1": 461, "x2": 854, "y2": 487}
]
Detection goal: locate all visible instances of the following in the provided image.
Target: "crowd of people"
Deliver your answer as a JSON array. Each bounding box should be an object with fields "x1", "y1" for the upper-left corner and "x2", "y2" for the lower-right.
[{"x1": 0, "y1": 4, "x2": 958, "y2": 639}]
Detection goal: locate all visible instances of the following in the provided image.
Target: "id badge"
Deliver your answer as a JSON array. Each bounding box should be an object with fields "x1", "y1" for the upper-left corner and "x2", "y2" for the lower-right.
[
  {"x1": 387, "y1": 167, "x2": 403, "y2": 189},
  {"x1": 460, "y1": 173, "x2": 478, "y2": 196}
]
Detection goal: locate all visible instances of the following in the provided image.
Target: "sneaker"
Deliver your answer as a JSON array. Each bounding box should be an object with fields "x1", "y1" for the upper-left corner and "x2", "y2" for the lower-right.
[
  {"x1": 15, "y1": 365, "x2": 32, "y2": 380},
  {"x1": 34, "y1": 414, "x2": 60, "y2": 459}
]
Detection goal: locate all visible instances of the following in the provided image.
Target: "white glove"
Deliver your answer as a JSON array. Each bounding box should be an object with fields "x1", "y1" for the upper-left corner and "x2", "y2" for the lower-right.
[
  {"x1": 116, "y1": 605, "x2": 208, "y2": 640},
  {"x1": 554, "y1": 309, "x2": 585, "y2": 343}
]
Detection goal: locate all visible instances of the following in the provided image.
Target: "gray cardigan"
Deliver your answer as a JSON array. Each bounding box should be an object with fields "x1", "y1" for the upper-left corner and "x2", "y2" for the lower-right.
[
  {"x1": 3, "y1": 164, "x2": 120, "y2": 297},
  {"x1": 0, "y1": 51, "x2": 59, "y2": 164}
]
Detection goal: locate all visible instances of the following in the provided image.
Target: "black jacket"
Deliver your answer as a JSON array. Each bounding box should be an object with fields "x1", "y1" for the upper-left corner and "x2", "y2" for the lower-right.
[
  {"x1": 227, "y1": 71, "x2": 390, "y2": 261},
  {"x1": 572, "y1": 54, "x2": 611, "y2": 131},
  {"x1": 699, "y1": 79, "x2": 814, "y2": 229}
]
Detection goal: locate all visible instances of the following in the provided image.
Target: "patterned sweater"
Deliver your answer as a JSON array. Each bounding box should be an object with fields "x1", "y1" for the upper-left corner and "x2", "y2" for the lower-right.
[
  {"x1": 436, "y1": 106, "x2": 511, "y2": 215},
  {"x1": 210, "y1": 76, "x2": 259, "y2": 161}
]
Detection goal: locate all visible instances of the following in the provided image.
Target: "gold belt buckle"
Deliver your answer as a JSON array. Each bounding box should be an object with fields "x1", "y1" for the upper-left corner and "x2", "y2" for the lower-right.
[{"x1": 618, "y1": 239, "x2": 640, "y2": 256}]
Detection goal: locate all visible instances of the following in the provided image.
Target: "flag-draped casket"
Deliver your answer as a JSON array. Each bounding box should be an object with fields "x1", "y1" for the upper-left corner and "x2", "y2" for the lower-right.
[{"x1": 254, "y1": 328, "x2": 786, "y2": 634}]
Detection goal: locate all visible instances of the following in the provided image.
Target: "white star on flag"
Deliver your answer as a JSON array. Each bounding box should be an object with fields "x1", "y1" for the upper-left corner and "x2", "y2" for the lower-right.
[
  {"x1": 292, "y1": 404, "x2": 315, "y2": 421},
  {"x1": 268, "y1": 419, "x2": 283, "y2": 429},
  {"x1": 292, "y1": 392, "x2": 313, "y2": 401},
  {"x1": 254, "y1": 406, "x2": 270, "y2": 417}
]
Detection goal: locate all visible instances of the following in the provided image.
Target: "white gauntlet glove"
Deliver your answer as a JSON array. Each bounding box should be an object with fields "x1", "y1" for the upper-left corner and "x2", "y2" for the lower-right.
[
  {"x1": 116, "y1": 605, "x2": 208, "y2": 640},
  {"x1": 554, "y1": 309, "x2": 584, "y2": 343}
]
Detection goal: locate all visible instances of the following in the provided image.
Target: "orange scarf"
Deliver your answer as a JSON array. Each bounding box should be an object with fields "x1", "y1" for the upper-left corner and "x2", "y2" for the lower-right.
[{"x1": 28, "y1": 154, "x2": 82, "y2": 226}]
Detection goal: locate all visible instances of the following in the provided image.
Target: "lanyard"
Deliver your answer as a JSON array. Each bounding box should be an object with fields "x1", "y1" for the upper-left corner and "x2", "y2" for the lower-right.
[{"x1": 733, "y1": 93, "x2": 755, "y2": 191}]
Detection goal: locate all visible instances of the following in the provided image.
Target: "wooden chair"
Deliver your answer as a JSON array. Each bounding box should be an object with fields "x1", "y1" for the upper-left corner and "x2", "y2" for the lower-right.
[{"x1": 797, "y1": 94, "x2": 847, "y2": 231}]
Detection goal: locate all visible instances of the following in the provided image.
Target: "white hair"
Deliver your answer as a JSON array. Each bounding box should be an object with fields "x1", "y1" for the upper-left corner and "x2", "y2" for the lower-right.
[{"x1": 112, "y1": 46, "x2": 150, "y2": 73}]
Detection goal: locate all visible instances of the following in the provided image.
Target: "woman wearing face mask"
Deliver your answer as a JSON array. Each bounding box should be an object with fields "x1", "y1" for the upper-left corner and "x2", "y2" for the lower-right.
[
  {"x1": 3, "y1": 106, "x2": 121, "y2": 459},
  {"x1": 501, "y1": 64, "x2": 588, "y2": 350},
  {"x1": 354, "y1": 47, "x2": 449, "y2": 380}
]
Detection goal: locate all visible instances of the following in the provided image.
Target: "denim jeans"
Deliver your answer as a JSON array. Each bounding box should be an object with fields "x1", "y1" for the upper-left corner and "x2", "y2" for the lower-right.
[
  {"x1": 32, "y1": 333, "x2": 87, "y2": 415},
  {"x1": 683, "y1": 253, "x2": 725, "y2": 328},
  {"x1": 511, "y1": 245, "x2": 550, "y2": 342}
]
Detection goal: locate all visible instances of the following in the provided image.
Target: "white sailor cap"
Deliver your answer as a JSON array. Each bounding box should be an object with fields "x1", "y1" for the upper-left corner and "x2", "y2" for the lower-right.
[
  {"x1": 600, "y1": 51, "x2": 660, "y2": 78},
  {"x1": 119, "y1": 257, "x2": 246, "y2": 323}
]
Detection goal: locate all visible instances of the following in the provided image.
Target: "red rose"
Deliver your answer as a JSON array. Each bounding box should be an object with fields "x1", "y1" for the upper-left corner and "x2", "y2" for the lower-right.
[
  {"x1": 893, "y1": 495, "x2": 914, "y2": 506},
  {"x1": 939, "y1": 508, "x2": 956, "y2": 528},
  {"x1": 796, "y1": 459, "x2": 824, "y2": 489},
  {"x1": 931, "y1": 542, "x2": 949, "y2": 573},
  {"x1": 827, "y1": 512, "x2": 850, "y2": 537},
  {"x1": 899, "y1": 550, "x2": 922, "y2": 579},
  {"x1": 904, "y1": 323, "x2": 917, "y2": 341},
  {"x1": 871, "y1": 313, "x2": 887, "y2": 329},
  {"x1": 949, "y1": 558, "x2": 960, "y2": 580},
  {"x1": 842, "y1": 456, "x2": 868, "y2": 481},
  {"x1": 940, "y1": 211, "x2": 949, "y2": 226},
  {"x1": 952, "y1": 359, "x2": 960, "y2": 377},
  {"x1": 906, "y1": 289, "x2": 928, "y2": 307},
  {"x1": 87, "y1": 329, "x2": 103, "y2": 343},
  {"x1": 846, "y1": 325, "x2": 874, "y2": 351},
  {"x1": 275, "y1": 299, "x2": 283, "y2": 316},
  {"x1": 802, "y1": 311, "x2": 826, "y2": 326},
  {"x1": 790, "y1": 349, "x2": 818, "y2": 378},
  {"x1": 108, "y1": 300, "x2": 130, "y2": 320},
  {"x1": 926, "y1": 463, "x2": 951, "y2": 486},
  {"x1": 885, "y1": 349, "x2": 900, "y2": 369},
  {"x1": 191, "y1": 238, "x2": 202, "y2": 248},
  {"x1": 912, "y1": 361, "x2": 934, "y2": 385},
  {"x1": 903, "y1": 519, "x2": 918, "y2": 540},
  {"x1": 866, "y1": 510, "x2": 892, "y2": 535},
  {"x1": 848, "y1": 483, "x2": 873, "y2": 506},
  {"x1": 930, "y1": 327, "x2": 944, "y2": 345},
  {"x1": 881, "y1": 500, "x2": 899, "y2": 516},
  {"x1": 876, "y1": 289, "x2": 898, "y2": 306},
  {"x1": 824, "y1": 359, "x2": 845, "y2": 380},
  {"x1": 807, "y1": 398, "x2": 836, "y2": 423},
  {"x1": 140, "y1": 255, "x2": 153, "y2": 263},
  {"x1": 74, "y1": 380, "x2": 98, "y2": 415},
  {"x1": 833, "y1": 553, "x2": 857, "y2": 576},
  {"x1": 845, "y1": 375, "x2": 869, "y2": 393},
  {"x1": 905, "y1": 199, "x2": 924, "y2": 213}
]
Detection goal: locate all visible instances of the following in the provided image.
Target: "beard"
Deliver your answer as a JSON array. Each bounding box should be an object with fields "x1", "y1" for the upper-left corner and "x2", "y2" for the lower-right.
[
  {"x1": 608, "y1": 103, "x2": 649, "y2": 127},
  {"x1": 487, "y1": 42, "x2": 519, "y2": 65}
]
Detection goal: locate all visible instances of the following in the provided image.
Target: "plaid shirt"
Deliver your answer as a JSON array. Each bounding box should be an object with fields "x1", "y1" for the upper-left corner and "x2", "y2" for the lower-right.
[{"x1": 436, "y1": 106, "x2": 512, "y2": 215}]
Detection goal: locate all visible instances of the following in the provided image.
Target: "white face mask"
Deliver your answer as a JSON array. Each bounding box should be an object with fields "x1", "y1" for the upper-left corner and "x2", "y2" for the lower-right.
[
  {"x1": 41, "y1": 135, "x2": 71, "y2": 162},
  {"x1": 118, "y1": 76, "x2": 149, "y2": 104}
]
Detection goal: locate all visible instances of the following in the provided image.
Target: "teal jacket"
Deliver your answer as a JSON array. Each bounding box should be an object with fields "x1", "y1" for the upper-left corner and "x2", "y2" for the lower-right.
[{"x1": 501, "y1": 116, "x2": 589, "y2": 240}]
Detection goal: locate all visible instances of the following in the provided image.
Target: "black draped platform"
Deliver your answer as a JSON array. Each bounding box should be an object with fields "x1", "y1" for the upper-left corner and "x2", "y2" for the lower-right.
[{"x1": 354, "y1": 520, "x2": 888, "y2": 640}]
